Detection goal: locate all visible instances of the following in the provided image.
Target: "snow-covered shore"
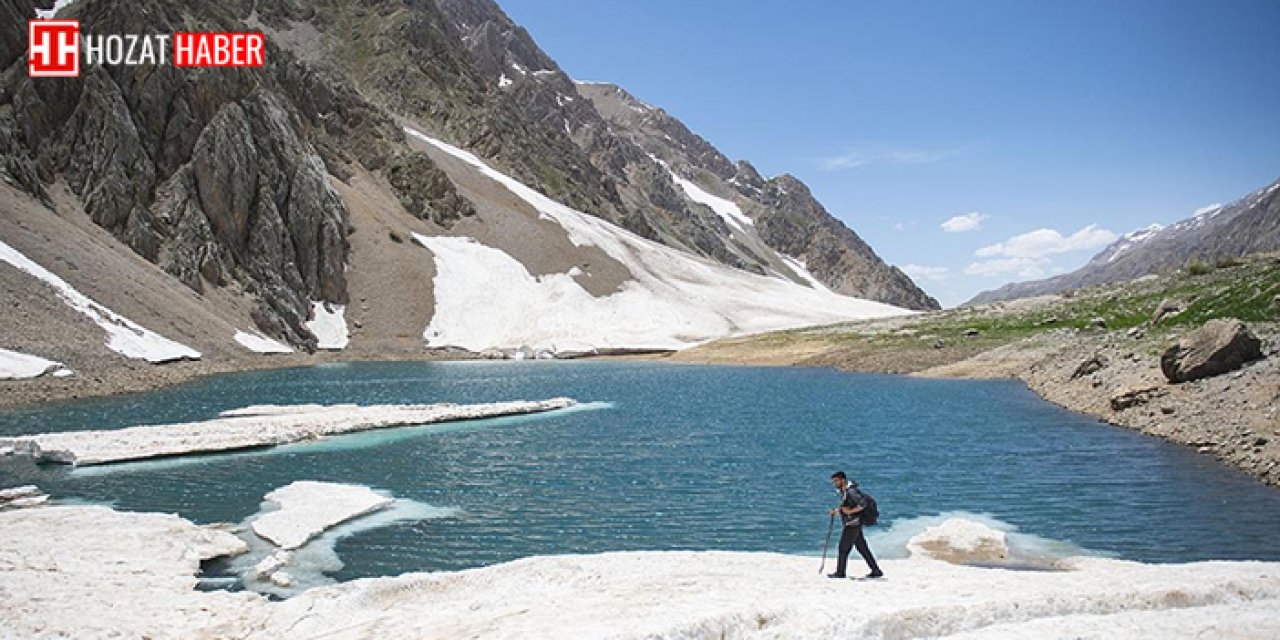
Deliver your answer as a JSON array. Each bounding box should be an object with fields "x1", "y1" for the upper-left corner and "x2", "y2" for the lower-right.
[
  {"x1": 2, "y1": 499, "x2": 1277, "y2": 639},
  {"x1": 0, "y1": 399, "x2": 575, "y2": 466}
]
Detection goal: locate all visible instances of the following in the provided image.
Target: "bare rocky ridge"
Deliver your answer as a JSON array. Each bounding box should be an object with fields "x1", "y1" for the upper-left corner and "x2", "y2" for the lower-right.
[
  {"x1": 576, "y1": 81, "x2": 940, "y2": 310},
  {"x1": 968, "y1": 177, "x2": 1280, "y2": 306},
  {"x1": 1, "y1": 0, "x2": 473, "y2": 349},
  {"x1": 432, "y1": 0, "x2": 937, "y2": 310}
]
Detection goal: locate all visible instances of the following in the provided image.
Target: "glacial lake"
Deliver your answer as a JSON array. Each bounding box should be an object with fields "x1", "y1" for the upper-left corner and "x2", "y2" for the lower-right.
[{"x1": 2, "y1": 361, "x2": 1278, "y2": 585}]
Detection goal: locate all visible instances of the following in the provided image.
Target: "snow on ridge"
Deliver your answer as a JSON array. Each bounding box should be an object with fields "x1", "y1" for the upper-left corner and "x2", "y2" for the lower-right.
[
  {"x1": 1106, "y1": 223, "x2": 1165, "y2": 263},
  {"x1": 498, "y1": 73, "x2": 512, "y2": 89},
  {"x1": 0, "y1": 239, "x2": 200, "y2": 363},
  {"x1": 234, "y1": 331, "x2": 293, "y2": 355},
  {"x1": 403, "y1": 127, "x2": 907, "y2": 353},
  {"x1": 305, "y1": 302, "x2": 348, "y2": 350},
  {"x1": 1194, "y1": 203, "x2": 1223, "y2": 217},
  {"x1": 668, "y1": 170, "x2": 754, "y2": 231},
  {"x1": 778, "y1": 254, "x2": 829, "y2": 291},
  {"x1": 646, "y1": 153, "x2": 753, "y2": 231},
  {"x1": 0, "y1": 348, "x2": 70, "y2": 380}
]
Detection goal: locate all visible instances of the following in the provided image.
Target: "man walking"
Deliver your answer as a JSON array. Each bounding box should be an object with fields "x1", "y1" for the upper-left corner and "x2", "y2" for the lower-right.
[{"x1": 828, "y1": 471, "x2": 883, "y2": 579}]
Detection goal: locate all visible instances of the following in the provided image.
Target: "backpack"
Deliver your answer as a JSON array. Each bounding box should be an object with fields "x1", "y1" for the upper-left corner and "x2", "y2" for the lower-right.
[{"x1": 860, "y1": 492, "x2": 879, "y2": 526}]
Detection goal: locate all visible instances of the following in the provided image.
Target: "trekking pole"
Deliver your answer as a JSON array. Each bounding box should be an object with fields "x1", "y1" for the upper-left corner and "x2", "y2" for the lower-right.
[{"x1": 819, "y1": 512, "x2": 835, "y2": 574}]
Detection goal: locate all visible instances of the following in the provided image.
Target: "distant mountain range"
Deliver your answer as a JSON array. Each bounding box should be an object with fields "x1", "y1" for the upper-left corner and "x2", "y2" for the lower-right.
[{"x1": 966, "y1": 177, "x2": 1280, "y2": 306}]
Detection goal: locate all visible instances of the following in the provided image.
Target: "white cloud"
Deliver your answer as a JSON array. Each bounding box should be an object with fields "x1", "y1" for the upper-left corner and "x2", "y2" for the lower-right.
[
  {"x1": 820, "y1": 146, "x2": 960, "y2": 171},
  {"x1": 900, "y1": 264, "x2": 950, "y2": 282},
  {"x1": 941, "y1": 212, "x2": 987, "y2": 233},
  {"x1": 964, "y1": 257, "x2": 1050, "y2": 279},
  {"x1": 975, "y1": 224, "x2": 1117, "y2": 259}
]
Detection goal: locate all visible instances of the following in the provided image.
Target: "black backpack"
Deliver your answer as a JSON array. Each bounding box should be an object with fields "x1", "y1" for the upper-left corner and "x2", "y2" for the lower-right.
[{"x1": 860, "y1": 492, "x2": 879, "y2": 526}]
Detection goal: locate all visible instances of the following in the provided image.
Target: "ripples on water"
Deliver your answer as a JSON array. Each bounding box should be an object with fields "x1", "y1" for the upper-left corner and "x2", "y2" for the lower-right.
[{"x1": 2, "y1": 361, "x2": 1278, "y2": 585}]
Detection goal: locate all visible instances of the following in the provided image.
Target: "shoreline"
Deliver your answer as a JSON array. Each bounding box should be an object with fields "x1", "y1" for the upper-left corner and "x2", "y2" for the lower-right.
[
  {"x1": 672, "y1": 322, "x2": 1279, "y2": 488},
  {"x1": 3, "y1": 329, "x2": 1274, "y2": 488}
]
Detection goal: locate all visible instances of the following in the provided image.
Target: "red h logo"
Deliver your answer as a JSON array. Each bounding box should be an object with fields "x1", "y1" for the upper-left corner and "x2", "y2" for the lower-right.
[{"x1": 28, "y1": 20, "x2": 80, "y2": 77}]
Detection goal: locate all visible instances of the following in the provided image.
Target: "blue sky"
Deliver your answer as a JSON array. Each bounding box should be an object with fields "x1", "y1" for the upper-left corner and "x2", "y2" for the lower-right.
[{"x1": 500, "y1": 0, "x2": 1280, "y2": 307}]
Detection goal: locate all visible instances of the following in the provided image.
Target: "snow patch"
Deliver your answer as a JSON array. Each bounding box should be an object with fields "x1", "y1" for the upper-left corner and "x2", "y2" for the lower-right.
[
  {"x1": 646, "y1": 154, "x2": 753, "y2": 231},
  {"x1": 4, "y1": 507, "x2": 1280, "y2": 638},
  {"x1": 778, "y1": 254, "x2": 829, "y2": 291},
  {"x1": 34, "y1": 0, "x2": 74, "y2": 19},
  {"x1": 233, "y1": 331, "x2": 293, "y2": 354},
  {"x1": 0, "y1": 239, "x2": 200, "y2": 363},
  {"x1": 405, "y1": 129, "x2": 907, "y2": 353},
  {"x1": 498, "y1": 73, "x2": 512, "y2": 89},
  {"x1": 1106, "y1": 223, "x2": 1165, "y2": 263},
  {"x1": 305, "y1": 302, "x2": 348, "y2": 350},
  {"x1": 1194, "y1": 203, "x2": 1223, "y2": 217},
  {"x1": 0, "y1": 348, "x2": 69, "y2": 380},
  {"x1": 670, "y1": 171, "x2": 754, "y2": 231}
]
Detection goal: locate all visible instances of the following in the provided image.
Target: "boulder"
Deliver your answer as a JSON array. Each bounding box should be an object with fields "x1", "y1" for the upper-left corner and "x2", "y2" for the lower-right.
[
  {"x1": 1070, "y1": 354, "x2": 1108, "y2": 380},
  {"x1": 1160, "y1": 319, "x2": 1264, "y2": 383},
  {"x1": 1110, "y1": 386, "x2": 1163, "y2": 411},
  {"x1": 1089, "y1": 317, "x2": 1107, "y2": 329},
  {"x1": 1152, "y1": 299, "x2": 1185, "y2": 325}
]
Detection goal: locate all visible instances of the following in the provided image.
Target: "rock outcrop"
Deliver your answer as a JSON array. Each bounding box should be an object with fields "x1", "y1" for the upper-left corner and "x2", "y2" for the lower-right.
[
  {"x1": 577, "y1": 81, "x2": 940, "y2": 310},
  {"x1": 0, "y1": 0, "x2": 474, "y2": 349},
  {"x1": 1161, "y1": 319, "x2": 1265, "y2": 383},
  {"x1": 432, "y1": 0, "x2": 938, "y2": 310}
]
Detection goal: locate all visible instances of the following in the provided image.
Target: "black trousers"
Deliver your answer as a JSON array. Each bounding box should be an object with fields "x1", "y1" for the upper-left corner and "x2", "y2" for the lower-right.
[{"x1": 836, "y1": 524, "x2": 881, "y2": 576}]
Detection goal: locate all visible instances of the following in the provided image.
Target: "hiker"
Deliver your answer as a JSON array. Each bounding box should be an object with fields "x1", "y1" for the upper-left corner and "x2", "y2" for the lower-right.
[{"x1": 827, "y1": 471, "x2": 883, "y2": 579}]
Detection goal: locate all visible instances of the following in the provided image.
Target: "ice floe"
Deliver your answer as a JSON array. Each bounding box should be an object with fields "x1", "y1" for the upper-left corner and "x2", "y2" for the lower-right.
[
  {"x1": 227, "y1": 483, "x2": 462, "y2": 597},
  {"x1": 252, "y1": 481, "x2": 392, "y2": 549},
  {"x1": 0, "y1": 398, "x2": 575, "y2": 466}
]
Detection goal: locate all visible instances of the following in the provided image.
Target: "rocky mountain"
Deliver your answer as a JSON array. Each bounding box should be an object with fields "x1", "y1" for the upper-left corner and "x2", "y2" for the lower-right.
[
  {"x1": 966, "y1": 177, "x2": 1280, "y2": 306},
  {"x1": 1, "y1": 0, "x2": 930, "y2": 381},
  {"x1": 435, "y1": 0, "x2": 938, "y2": 311}
]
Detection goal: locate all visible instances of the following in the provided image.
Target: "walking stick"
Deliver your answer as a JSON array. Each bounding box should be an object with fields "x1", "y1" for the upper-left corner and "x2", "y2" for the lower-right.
[{"x1": 819, "y1": 512, "x2": 835, "y2": 574}]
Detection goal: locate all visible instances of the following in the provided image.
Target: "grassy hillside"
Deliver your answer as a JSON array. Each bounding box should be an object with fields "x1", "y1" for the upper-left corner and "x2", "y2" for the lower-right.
[{"x1": 676, "y1": 252, "x2": 1280, "y2": 372}]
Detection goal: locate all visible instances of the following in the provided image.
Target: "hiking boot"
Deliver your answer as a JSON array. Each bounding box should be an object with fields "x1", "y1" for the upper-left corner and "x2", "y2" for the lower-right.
[
  {"x1": 826, "y1": 572, "x2": 846, "y2": 579},
  {"x1": 864, "y1": 571, "x2": 884, "y2": 579}
]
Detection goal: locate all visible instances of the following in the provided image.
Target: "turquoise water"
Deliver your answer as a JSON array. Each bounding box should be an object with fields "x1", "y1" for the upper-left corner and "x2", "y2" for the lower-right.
[{"x1": 2, "y1": 361, "x2": 1277, "y2": 584}]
